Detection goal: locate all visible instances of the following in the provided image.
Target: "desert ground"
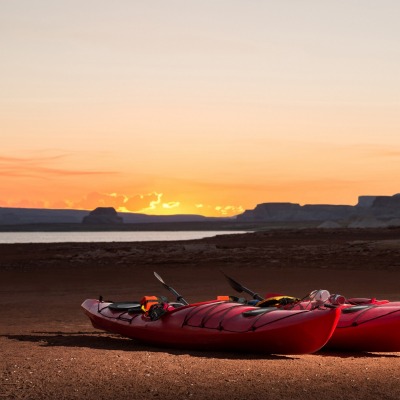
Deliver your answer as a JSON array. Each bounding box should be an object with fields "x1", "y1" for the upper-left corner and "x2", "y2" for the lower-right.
[{"x1": 1, "y1": 228, "x2": 400, "y2": 399}]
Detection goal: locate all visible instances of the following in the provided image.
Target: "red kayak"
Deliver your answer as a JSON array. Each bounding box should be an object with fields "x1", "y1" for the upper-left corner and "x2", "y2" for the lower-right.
[
  {"x1": 82, "y1": 298, "x2": 340, "y2": 355},
  {"x1": 266, "y1": 292, "x2": 400, "y2": 352},
  {"x1": 223, "y1": 273, "x2": 400, "y2": 352},
  {"x1": 300, "y1": 292, "x2": 400, "y2": 352},
  {"x1": 325, "y1": 303, "x2": 400, "y2": 352}
]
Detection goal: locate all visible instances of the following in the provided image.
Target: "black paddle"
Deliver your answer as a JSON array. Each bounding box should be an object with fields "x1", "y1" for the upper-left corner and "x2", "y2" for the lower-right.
[
  {"x1": 221, "y1": 271, "x2": 264, "y2": 301},
  {"x1": 153, "y1": 271, "x2": 189, "y2": 305}
]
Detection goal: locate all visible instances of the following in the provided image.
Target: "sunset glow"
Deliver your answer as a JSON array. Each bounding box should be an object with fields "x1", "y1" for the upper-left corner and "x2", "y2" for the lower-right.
[{"x1": 1, "y1": 2, "x2": 400, "y2": 217}]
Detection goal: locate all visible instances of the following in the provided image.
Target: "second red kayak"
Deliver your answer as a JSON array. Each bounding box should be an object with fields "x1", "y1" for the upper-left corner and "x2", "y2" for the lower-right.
[
  {"x1": 263, "y1": 291, "x2": 400, "y2": 352},
  {"x1": 223, "y1": 273, "x2": 400, "y2": 352}
]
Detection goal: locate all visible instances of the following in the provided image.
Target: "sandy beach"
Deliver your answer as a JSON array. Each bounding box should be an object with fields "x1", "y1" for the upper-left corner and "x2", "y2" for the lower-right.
[{"x1": 1, "y1": 228, "x2": 400, "y2": 399}]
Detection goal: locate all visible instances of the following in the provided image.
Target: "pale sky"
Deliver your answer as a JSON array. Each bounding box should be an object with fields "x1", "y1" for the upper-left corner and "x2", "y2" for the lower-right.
[{"x1": 1, "y1": 1, "x2": 400, "y2": 216}]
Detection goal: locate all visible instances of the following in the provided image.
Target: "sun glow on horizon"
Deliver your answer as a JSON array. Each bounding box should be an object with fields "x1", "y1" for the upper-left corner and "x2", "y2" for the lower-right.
[{"x1": 0, "y1": 189, "x2": 245, "y2": 217}]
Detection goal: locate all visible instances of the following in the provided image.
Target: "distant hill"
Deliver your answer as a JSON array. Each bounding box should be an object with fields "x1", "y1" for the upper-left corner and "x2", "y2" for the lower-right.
[{"x1": 0, "y1": 206, "x2": 232, "y2": 226}]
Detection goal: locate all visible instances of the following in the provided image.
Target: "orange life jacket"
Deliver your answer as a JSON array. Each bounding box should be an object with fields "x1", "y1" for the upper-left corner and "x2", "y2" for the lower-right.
[{"x1": 140, "y1": 296, "x2": 162, "y2": 313}]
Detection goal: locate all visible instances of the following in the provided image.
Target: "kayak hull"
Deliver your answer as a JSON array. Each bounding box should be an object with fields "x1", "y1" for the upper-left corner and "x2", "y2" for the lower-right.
[
  {"x1": 287, "y1": 300, "x2": 400, "y2": 352},
  {"x1": 324, "y1": 305, "x2": 400, "y2": 352},
  {"x1": 82, "y1": 299, "x2": 340, "y2": 355},
  {"x1": 263, "y1": 290, "x2": 400, "y2": 352}
]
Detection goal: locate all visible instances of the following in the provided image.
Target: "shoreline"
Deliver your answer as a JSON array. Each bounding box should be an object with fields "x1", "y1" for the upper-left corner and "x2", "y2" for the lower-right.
[
  {"x1": 0, "y1": 220, "x2": 323, "y2": 232},
  {"x1": 1, "y1": 228, "x2": 400, "y2": 399}
]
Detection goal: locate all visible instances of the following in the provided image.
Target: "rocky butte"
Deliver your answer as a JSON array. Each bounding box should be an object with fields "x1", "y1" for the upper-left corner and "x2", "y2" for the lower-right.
[
  {"x1": 82, "y1": 207, "x2": 124, "y2": 224},
  {"x1": 236, "y1": 193, "x2": 400, "y2": 228}
]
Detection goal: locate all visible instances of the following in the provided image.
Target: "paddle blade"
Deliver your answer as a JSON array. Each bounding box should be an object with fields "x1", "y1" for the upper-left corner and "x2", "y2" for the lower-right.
[
  {"x1": 154, "y1": 271, "x2": 166, "y2": 286},
  {"x1": 222, "y1": 272, "x2": 245, "y2": 294},
  {"x1": 221, "y1": 271, "x2": 263, "y2": 301}
]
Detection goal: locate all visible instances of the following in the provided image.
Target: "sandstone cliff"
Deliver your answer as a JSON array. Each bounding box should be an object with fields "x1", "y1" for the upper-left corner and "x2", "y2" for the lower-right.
[{"x1": 237, "y1": 194, "x2": 400, "y2": 225}]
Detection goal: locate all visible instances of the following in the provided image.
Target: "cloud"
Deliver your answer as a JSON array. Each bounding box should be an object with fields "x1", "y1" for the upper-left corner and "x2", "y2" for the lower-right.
[
  {"x1": 123, "y1": 192, "x2": 162, "y2": 212},
  {"x1": 215, "y1": 205, "x2": 244, "y2": 216},
  {"x1": 65, "y1": 191, "x2": 244, "y2": 217},
  {"x1": 1, "y1": 187, "x2": 246, "y2": 217},
  {"x1": 73, "y1": 192, "x2": 127, "y2": 210},
  {"x1": 0, "y1": 155, "x2": 66, "y2": 163},
  {"x1": 365, "y1": 148, "x2": 400, "y2": 158},
  {"x1": 69, "y1": 191, "x2": 168, "y2": 213},
  {"x1": 0, "y1": 198, "x2": 49, "y2": 208},
  {"x1": 342, "y1": 144, "x2": 400, "y2": 158},
  {"x1": 162, "y1": 201, "x2": 180, "y2": 209},
  {"x1": 0, "y1": 154, "x2": 118, "y2": 179}
]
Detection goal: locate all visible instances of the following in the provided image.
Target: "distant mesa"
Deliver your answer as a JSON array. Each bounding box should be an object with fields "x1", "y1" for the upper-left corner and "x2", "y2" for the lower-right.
[
  {"x1": 82, "y1": 207, "x2": 123, "y2": 224},
  {"x1": 236, "y1": 193, "x2": 400, "y2": 227},
  {"x1": 236, "y1": 202, "x2": 355, "y2": 222}
]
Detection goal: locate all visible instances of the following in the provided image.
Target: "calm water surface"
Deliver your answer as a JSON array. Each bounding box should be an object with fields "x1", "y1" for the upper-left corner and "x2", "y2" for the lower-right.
[{"x1": 0, "y1": 231, "x2": 248, "y2": 244}]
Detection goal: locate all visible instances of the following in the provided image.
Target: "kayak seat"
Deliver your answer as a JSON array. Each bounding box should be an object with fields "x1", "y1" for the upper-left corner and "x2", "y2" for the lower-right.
[
  {"x1": 107, "y1": 300, "x2": 184, "y2": 315},
  {"x1": 108, "y1": 302, "x2": 141, "y2": 312}
]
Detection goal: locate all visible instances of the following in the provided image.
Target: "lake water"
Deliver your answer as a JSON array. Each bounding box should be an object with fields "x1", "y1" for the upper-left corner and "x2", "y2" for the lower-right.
[{"x1": 0, "y1": 231, "x2": 248, "y2": 244}]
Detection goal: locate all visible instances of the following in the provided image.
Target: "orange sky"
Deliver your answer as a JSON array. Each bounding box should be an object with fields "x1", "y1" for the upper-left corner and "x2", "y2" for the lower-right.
[{"x1": 1, "y1": 2, "x2": 400, "y2": 217}]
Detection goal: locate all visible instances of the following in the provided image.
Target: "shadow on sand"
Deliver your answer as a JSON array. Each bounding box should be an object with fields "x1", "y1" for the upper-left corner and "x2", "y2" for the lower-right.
[
  {"x1": 1, "y1": 331, "x2": 296, "y2": 360},
  {"x1": 3, "y1": 331, "x2": 398, "y2": 360},
  {"x1": 315, "y1": 350, "x2": 400, "y2": 359}
]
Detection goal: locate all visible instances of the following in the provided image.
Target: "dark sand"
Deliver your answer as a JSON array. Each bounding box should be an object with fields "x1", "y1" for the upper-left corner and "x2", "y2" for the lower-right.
[{"x1": 1, "y1": 228, "x2": 400, "y2": 399}]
